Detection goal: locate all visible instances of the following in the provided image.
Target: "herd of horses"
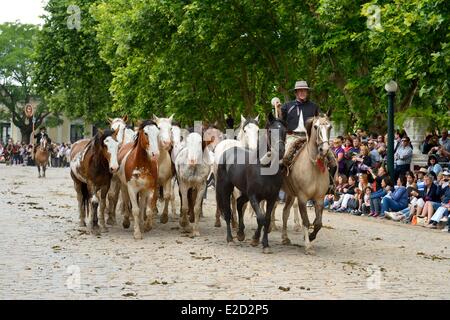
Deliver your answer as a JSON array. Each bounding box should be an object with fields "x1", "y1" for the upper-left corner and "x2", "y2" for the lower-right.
[{"x1": 63, "y1": 112, "x2": 332, "y2": 254}]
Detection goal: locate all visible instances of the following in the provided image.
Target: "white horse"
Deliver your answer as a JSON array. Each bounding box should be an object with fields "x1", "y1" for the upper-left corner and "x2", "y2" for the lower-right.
[
  {"x1": 152, "y1": 114, "x2": 177, "y2": 223},
  {"x1": 109, "y1": 116, "x2": 135, "y2": 146},
  {"x1": 213, "y1": 115, "x2": 260, "y2": 227},
  {"x1": 174, "y1": 132, "x2": 212, "y2": 237}
]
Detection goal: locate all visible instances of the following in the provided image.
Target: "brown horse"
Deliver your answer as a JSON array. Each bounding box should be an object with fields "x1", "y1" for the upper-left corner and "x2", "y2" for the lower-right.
[
  {"x1": 281, "y1": 116, "x2": 333, "y2": 254},
  {"x1": 117, "y1": 120, "x2": 160, "y2": 240},
  {"x1": 35, "y1": 137, "x2": 49, "y2": 178},
  {"x1": 70, "y1": 129, "x2": 120, "y2": 234}
]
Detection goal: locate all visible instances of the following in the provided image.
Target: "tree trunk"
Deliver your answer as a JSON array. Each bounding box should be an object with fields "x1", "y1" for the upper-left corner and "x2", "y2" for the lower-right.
[
  {"x1": 398, "y1": 78, "x2": 419, "y2": 112},
  {"x1": 19, "y1": 125, "x2": 32, "y2": 144}
]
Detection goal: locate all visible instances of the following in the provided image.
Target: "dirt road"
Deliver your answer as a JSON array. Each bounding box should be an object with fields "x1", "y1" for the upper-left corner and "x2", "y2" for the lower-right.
[{"x1": 0, "y1": 165, "x2": 448, "y2": 299}]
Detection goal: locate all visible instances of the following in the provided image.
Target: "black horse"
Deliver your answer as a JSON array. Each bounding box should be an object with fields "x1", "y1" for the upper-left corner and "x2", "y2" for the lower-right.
[{"x1": 216, "y1": 113, "x2": 287, "y2": 253}]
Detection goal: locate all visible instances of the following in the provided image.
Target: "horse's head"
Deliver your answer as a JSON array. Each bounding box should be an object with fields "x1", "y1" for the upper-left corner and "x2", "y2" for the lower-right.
[
  {"x1": 237, "y1": 115, "x2": 259, "y2": 150},
  {"x1": 307, "y1": 116, "x2": 332, "y2": 158},
  {"x1": 153, "y1": 114, "x2": 174, "y2": 150},
  {"x1": 137, "y1": 120, "x2": 160, "y2": 159},
  {"x1": 39, "y1": 137, "x2": 48, "y2": 150},
  {"x1": 266, "y1": 112, "x2": 287, "y2": 161},
  {"x1": 109, "y1": 115, "x2": 128, "y2": 146},
  {"x1": 185, "y1": 132, "x2": 209, "y2": 166},
  {"x1": 96, "y1": 128, "x2": 120, "y2": 173}
]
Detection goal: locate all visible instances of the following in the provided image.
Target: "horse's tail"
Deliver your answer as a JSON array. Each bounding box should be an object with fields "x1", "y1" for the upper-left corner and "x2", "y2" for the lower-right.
[{"x1": 81, "y1": 183, "x2": 89, "y2": 217}]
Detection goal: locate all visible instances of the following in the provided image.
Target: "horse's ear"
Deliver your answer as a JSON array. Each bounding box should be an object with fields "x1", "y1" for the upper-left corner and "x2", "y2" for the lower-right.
[
  {"x1": 254, "y1": 115, "x2": 260, "y2": 123},
  {"x1": 95, "y1": 129, "x2": 104, "y2": 146},
  {"x1": 169, "y1": 114, "x2": 175, "y2": 122},
  {"x1": 240, "y1": 114, "x2": 246, "y2": 123},
  {"x1": 152, "y1": 114, "x2": 160, "y2": 124},
  {"x1": 107, "y1": 117, "x2": 113, "y2": 124},
  {"x1": 122, "y1": 115, "x2": 128, "y2": 123}
]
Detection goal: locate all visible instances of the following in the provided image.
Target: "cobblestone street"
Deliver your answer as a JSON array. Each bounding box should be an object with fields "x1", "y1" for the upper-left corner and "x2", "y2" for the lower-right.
[{"x1": 0, "y1": 165, "x2": 449, "y2": 299}]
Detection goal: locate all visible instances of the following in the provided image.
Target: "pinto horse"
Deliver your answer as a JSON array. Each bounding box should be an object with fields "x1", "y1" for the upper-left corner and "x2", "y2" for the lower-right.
[
  {"x1": 216, "y1": 113, "x2": 286, "y2": 253},
  {"x1": 107, "y1": 116, "x2": 135, "y2": 226},
  {"x1": 117, "y1": 120, "x2": 160, "y2": 240},
  {"x1": 70, "y1": 129, "x2": 120, "y2": 234},
  {"x1": 35, "y1": 136, "x2": 50, "y2": 178}
]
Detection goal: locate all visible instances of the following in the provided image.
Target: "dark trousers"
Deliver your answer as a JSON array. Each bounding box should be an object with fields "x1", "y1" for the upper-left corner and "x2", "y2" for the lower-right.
[{"x1": 394, "y1": 164, "x2": 410, "y2": 181}]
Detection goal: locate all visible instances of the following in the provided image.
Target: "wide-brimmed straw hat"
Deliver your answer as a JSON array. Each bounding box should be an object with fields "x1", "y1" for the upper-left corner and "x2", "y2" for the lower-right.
[
  {"x1": 292, "y1": 80, "x2": 310, "y2": 91},
  {"x1": 417, "y1": 167, "x2": 428, "y2": 174}
]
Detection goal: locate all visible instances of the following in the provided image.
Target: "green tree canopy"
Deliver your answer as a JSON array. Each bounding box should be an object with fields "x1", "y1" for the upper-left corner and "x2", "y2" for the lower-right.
[
  {"x1": 0, "y1": 23, "x2": 55, "y2": 144},
  {"x1": 33, "y1": 0, "x2": 449, "y2": 130}
]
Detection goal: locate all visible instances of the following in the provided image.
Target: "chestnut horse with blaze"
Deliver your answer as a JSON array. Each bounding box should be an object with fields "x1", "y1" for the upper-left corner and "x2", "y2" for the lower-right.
[
  {"x1": 117, "y1": 120, "x2": 160, "y2": 240},
  {"x1": 70, "y1": 129, "x2": 120, "y2": 234}
]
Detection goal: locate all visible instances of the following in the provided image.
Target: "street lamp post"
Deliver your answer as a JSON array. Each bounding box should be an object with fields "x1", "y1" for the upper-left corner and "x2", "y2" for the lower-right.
[{"x1": 385, "y1": 80, "x2": 398, "y2": 182}]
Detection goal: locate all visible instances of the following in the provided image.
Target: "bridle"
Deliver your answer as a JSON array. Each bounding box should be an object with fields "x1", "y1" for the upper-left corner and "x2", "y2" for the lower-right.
[
  {"x1": 306, "y1": 117, "x2": 331, "y2": 164},
  {"x1": 39, "y1": 137, "x2": 48, "y2": 151}
]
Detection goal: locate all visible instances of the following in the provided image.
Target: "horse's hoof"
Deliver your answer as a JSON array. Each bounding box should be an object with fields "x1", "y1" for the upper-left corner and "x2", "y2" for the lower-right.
[
  {"x1": 281, "y1": 238, "x2": 291, "y2": 245},
  {"x1": 214, "y1": 220, "x2": 221, "y2": 228},
  {"x1": 133, "y1": 232, "x2": 143, "y2": 240},
  {"x1": 250, "y1": 239, "x2": 259, "y2": 247},
  {"x1": 305, "y1": 247, "x2": 316, "y2": 255},
  {"x1": 79, "y1": 221, "x2": 86, "y2": 228},
  {"x1": 122, "y1": 219, "x2": 130, "y2": 229},
  {"x1": 294, "y1": 225, "x2": 302, "y2": 232},
  {"x1": 237, "y1": 231, "x2": 245, "y2": 242},
  {"x1": 183, "y1": 225, "x2": 193, "y2": 233},
  {"x1": 227, "y1": 239, "x2": 235, "y2": 245},
  {"x1": 191, "y1": 230, "x2": 200, "y2": 237},
  {"x1": 144, "y1": 224, "x2": 153, "y2": 232},
  {"x1": 106, "y1": 218, "x2": 116, "y2": 226},
  {"x1": 160, "y1": 214, "x2": 169, "y2": 224},
  {"x1": 179, "y1": 219, "x2": 188, "y2": 228},
  {"x1": 100, "y1": 226, "x2": 108, "y2": 233},
  {"x1": 91, "y1": 228, "x2": 101, "y2": 236},
  {"x1": 262, "y1": 247, "x2": 273, "y2": 254}
]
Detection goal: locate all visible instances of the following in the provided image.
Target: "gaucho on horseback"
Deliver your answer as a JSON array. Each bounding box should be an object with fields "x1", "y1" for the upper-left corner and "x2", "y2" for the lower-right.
[
  {"x1": 281, "y1": 80, "x2": 337, "y2": 191},
  {"x1": 34, "y1": 126, "x2": 52, "y2": 155}
]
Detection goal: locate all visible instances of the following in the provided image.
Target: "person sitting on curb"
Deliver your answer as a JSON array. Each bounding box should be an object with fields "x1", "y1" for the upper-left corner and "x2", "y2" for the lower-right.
[{"x1": 380, "y1": 175, "x2": 409, "y2": 219}]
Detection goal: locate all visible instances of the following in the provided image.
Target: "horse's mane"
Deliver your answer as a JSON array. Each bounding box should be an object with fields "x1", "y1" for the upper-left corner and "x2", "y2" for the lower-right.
[
  {"x1": 265, "y1": 117, "x2": 287, "y2": 130},
  {"x1": 94, "y1": 129, "x2": 114, "y2": 147},
  {"x1": 133, "y1": 120, "x2": 158, "y2": 147},
  {"x1": 242, "y1": 118, "x2": 259, "y2": 129},
  {"x1": 305, "y1": 118, "x2": 314, "y2": 138},
  {"x1": 138, "y1": 120, "x2": 157, "y2": 131}
]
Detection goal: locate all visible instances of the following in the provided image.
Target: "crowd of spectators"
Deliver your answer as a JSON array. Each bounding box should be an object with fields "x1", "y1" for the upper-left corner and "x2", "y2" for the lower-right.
[
  {"x1": 0, "y1": 139, "x2": 71, "y2": 168},
  {"x1": 324, "y1": 128, "x2": 450, "y2": 233}
]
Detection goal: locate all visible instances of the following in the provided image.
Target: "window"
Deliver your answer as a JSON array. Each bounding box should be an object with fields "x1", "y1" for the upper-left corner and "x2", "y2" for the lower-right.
[
  {"x1": 0, "y1": 123, "x2": 11, "y2": 144},
  {"x1": 70, "y1": 124, "x2": 84, "y2": 143}
]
